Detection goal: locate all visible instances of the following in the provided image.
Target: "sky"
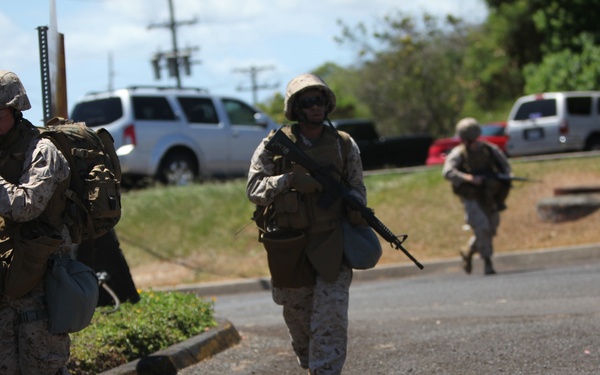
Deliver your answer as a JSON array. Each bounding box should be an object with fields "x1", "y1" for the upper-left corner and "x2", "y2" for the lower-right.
[{"x1": 1, "y1": 0, "x2": 488, "y2": 125}]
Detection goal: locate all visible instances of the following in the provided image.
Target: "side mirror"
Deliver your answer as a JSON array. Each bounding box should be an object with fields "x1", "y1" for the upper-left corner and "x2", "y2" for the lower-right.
[{"x1": 254, "y1": 112, "x2": 269, "y2": 127}]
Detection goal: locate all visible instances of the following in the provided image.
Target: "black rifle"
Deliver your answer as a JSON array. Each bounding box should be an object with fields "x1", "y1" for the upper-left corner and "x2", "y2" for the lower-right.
[
  {"x1": 480, "y1": 172, "x2": 541, "y2": 183},
  {"x1": 265, "y1": 128, "x2": 424, "y2": 270}
]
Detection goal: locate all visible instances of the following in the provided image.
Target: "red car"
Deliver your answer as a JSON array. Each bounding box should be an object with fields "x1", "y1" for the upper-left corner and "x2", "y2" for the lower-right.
[{"x1": 426, "y1": 122, "x2": 508, "y2": 165}]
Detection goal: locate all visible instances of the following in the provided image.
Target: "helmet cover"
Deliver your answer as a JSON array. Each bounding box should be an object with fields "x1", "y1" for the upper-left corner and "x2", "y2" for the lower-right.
[
  {"x1": 0, "y1": 70, "x2": 31, "y2": 111},
  {"x1": 456, "y1": 117, "x2": 481, "y2": 141},
  {"x1": 283, "y1": 73, "x2": 336, "y2": 121}
]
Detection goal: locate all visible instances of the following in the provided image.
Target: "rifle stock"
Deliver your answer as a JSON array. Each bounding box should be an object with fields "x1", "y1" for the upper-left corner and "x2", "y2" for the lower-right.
[{"x1": 265, "y1": 128, "x2": 424, "y2": 270}]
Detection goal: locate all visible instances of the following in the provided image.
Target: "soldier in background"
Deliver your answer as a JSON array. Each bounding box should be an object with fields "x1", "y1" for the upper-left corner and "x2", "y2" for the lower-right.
[
  {"x1": 0, "y1": 70, "x2": 72, "y2": 374},
  {"x1": 247, "y1": 73, "x2": 366, "y2": 374},
  {"x1": 443, "y1": 117, "x2": 512, "y2": 275}
]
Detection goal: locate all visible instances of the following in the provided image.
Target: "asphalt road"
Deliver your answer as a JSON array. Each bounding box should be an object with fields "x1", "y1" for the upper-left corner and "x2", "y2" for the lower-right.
[{"x1": 178, "y1": 259, "x2": 600, "y2": 375}]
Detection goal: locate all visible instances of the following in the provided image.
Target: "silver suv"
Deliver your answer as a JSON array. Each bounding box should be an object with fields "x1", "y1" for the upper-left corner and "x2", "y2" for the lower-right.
[
  {"x1": 506, "y1": 91, "x2": 600, "y2": 156},
  {"x1": 70, "y1": 86, "x2": 279, "y2": 186}
]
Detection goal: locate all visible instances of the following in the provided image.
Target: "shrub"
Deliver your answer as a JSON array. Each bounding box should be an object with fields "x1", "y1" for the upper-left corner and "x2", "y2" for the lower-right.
[{"x1": 68, "y1": 290, "x2": 216, "y2": 374}]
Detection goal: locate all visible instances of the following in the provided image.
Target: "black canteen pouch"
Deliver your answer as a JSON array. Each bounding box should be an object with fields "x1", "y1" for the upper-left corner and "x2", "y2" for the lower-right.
[{"x1": 261, "y1": 228, "x2": 315, "y2": 288}]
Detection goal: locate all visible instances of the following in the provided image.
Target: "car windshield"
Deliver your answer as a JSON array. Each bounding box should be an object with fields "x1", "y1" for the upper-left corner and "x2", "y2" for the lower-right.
[{"x1": 71, "y1": 97, "x2": 123, "y2": 127}]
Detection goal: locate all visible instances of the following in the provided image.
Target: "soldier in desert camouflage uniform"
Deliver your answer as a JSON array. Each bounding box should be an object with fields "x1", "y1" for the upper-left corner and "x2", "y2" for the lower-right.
[
  {"x1": 0, "y1": 70, "x2": 72, "y2": 374},
  {"x1": 247, "y1": 74, "x2": 366, "y2": 374},
  {"x1": 443, "y1": 117, "x2": 512, "y2": 276}
]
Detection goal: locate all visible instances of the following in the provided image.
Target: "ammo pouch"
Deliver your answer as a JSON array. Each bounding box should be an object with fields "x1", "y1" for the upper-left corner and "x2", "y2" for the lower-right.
[
  {"x1": 85, "y1": 165, "x2": 121, "y2": 221},
  {"x1": 273, "y1": 191, "x2": 310, "y2": 230},
  {"x1": 3, "y1": 233, "x2": 61, "y2": 299},
  {"x1": 261, "y1": 229, "x2": 315, "y2": 288}
]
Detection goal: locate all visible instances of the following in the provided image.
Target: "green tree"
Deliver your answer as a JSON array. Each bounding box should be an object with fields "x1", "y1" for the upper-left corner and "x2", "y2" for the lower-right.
[
  {"x1": 336, "y1": 11, "x2": 472, "y2": 137},
  {"x1": 312, "y1": 63, "x2": 372, "y2": 120},
  {"x1": 524, "y1": 34, "x2": 600, "y2": 93},
  {"x1": 480, "y1": 0, "x2": 600, "y2": 97},
  {"x1": 257, "y1": 92, "x2": 285, "y2": 124},
  {"x1": 464, "y1": 1, "x2": 542, "y2": 110},
  {"x1": 530, "y1": 0, "x2": 600, "y2": 54}
]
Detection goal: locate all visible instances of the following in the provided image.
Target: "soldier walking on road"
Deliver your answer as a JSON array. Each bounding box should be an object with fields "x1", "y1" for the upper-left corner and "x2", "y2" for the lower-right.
[
  {"x1": 247, "y1": 73, "x2": 366, "y2": 374},
  {"x1": 443, "y1": 118, "x2": 512, "y2": 275},
  {"x1": 0, "y1": 70, "x2": 72, "y2": 374}
]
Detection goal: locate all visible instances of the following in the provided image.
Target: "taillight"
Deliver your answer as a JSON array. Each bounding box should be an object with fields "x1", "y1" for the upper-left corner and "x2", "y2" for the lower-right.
[
  {"x1": 123, "y1": 124, "x2": 136, "y2": 145},
  {"x1": 559, "y1": 119, "x2": 568, "y2": 135}
]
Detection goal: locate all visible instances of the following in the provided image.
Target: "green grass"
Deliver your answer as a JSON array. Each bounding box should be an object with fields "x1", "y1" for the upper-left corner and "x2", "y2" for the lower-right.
[
  {"x1": 117, "y1": 154, "x2": 600, "y2": 288},
  {"x1": 68, "y1": 290, "x2": 216, "y2": 374}
]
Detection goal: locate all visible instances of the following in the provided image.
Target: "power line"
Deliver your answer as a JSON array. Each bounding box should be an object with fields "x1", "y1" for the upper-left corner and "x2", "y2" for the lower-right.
[
  {"x1": 148, "y1": 0, "x2": 199, "y2": 88},
  {"x1": 234, "y1": 65, "x2": 279, "y2": 105}
]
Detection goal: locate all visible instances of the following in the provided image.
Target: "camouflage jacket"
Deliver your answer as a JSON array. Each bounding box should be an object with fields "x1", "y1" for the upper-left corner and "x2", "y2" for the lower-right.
[{"x1": 0, "y1": 119, "x2": 71, "y2": 248}]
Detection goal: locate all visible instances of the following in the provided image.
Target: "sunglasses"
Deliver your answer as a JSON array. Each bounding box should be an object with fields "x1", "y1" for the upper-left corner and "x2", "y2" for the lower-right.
[{"x1": 298, "y1": 96, "x2": 327, "y2": 109}]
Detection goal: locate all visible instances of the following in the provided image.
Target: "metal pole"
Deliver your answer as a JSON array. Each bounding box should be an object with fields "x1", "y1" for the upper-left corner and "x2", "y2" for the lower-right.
[
  {"x1": 168, "y1": 0, "x2": 181, "y2": 88},
  {"x1": 37, "y1": 26, "x2": 52, "y2": 124}
]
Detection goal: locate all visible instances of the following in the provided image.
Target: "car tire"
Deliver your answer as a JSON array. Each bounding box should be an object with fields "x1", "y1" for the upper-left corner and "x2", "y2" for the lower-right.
[
  {"x1": 585, "y1": 135, "x2": 600, "y2": 151},
  {"x1": 157, "y1": 152, "x2": 198, "y2": 186}
]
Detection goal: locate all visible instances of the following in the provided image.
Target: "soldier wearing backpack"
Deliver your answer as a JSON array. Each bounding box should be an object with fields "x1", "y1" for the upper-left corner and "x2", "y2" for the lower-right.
[{"x1": 0, "y1": 70, "x2": 72, "y2": 375}]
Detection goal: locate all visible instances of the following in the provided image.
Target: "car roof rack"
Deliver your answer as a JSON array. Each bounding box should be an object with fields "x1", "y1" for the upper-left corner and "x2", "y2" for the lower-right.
[{"x1": 126, "y1": 85, "x2": 209, "y2": 93}]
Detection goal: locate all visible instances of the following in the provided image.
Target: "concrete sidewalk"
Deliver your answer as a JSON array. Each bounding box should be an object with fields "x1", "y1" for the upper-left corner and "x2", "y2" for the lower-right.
[{"x1": 100, "y1": 243, "x2": 600, "y2": 375}]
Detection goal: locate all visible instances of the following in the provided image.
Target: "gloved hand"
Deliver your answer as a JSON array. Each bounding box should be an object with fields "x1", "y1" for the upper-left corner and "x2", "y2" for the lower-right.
[
  {"x1": 289, "y1": 164, "x2": 323, "y2": 194},
  {"x1": 347, "y1": 207, "x2": 368, "y2": 226}
]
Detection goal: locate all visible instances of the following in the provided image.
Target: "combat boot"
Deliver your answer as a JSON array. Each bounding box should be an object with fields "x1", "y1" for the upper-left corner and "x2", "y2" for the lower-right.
[
  {"x1": 484, "y1": 257, "x2": 496, "y2": 275},
  {"x1": 460, "y1": 251, "x2": 473, "y2": 274}
]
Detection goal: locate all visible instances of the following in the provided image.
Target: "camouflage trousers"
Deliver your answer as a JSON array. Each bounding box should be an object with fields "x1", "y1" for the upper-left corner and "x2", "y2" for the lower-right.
[
  {"x1": 0, "y1": 281, "x2": 71, "y2": 375},
  {"x1": 463, "y1": 198, "x2": 500, "y2": 258},
  {"x1": 272, "y1": 264, "x2": 352, "y2": 375}
]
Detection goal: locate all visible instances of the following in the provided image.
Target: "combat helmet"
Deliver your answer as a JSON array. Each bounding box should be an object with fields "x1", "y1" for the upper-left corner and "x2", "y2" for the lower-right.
[
  {"x1": 456, "y1": 117, "x2": 481, "y2": 141},
  {"x1": 0, "y1": 70, "x2": 31, "y2": 111},
  {"x1": 284, "y1": 73, "x2": 336, "y2": 121}
]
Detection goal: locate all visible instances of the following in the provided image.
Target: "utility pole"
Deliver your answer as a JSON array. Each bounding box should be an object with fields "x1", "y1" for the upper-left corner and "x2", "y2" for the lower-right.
[
  {"x1": 108, "y1": 52, "x2": 115, "y2": 91},
  {"x1": 148, "y1": 0, "x2": 199, "y2": 88},
  {"x1": 234, "y1": 65, "x2": 279, "y2": 105}
]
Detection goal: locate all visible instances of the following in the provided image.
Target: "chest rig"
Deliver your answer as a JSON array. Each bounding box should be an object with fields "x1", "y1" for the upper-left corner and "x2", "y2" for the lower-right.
[
  {"x1": 274, "y1": 124, "x2": 346, "y2": 233},
  {"x1": 459, "y1": 142, "x2": 497, "y2": 175},
  {"x1": 453, "y1": 142, "x2": 507, "y2": 211}
]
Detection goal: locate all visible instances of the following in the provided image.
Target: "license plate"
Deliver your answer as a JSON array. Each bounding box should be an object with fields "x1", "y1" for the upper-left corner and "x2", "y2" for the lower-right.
[{"x1": 524, "y1": 128, "x2": 544, "y2": 141}]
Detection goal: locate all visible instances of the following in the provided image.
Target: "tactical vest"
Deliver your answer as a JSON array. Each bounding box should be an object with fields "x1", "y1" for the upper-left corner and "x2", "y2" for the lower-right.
[
  {"x1": 274, "y1": 124, "x2": 345, "y2": 234},
  {"x1": 0, "y1": 119, "x2": 68, "y2": 242},
  {"x1": 453, "y1": 142, "x2": 505, "y2": 207}
]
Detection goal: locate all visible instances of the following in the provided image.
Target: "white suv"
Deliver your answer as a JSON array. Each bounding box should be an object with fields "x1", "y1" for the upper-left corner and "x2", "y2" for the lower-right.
[
  {"x1": 70, "y1": 86, "x2": 279, "y2": 186},
  {"x1": 506, "y1": 91, "x2": 600, "y2": 156}
]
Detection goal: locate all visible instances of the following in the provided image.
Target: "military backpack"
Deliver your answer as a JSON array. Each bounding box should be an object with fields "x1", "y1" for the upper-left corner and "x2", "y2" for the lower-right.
[{"x1": 42, "y1": 117, "x2": 122, "y2": 245}]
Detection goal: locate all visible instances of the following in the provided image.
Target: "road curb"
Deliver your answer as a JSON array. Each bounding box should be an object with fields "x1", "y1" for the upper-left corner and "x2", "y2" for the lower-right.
[
  {"x1": 98, "y1": 318, "x2": 240, "y2": 375},
  {"x1": 159, "y1": 243, "x2": 600, "y2": 297}
]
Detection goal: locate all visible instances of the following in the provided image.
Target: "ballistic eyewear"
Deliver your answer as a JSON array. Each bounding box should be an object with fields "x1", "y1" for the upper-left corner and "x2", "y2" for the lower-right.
[{"x1": 299, "y1": 96, "x2": 327, "y2": 109}]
